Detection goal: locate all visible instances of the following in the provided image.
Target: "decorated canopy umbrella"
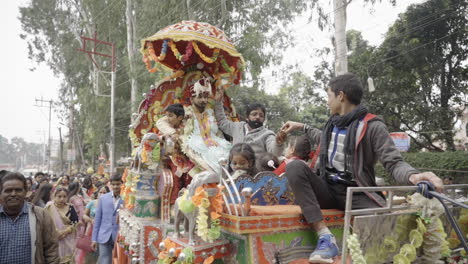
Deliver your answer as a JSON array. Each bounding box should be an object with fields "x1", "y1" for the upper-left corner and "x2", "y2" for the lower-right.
[{"x1": 140, "y1": 21, "x2": 245, "y2": 86}]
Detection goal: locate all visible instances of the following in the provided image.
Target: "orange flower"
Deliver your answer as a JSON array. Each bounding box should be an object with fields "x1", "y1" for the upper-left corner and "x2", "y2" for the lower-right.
[
  {"x1": 209, "y1": 186, "x2": 225, "y2": 220},
  {"x1": 191, "y1": 186, "x2": 207, "y2": 206},
  {"x1": 163, "y1": 238, "x2": 176, "y2": 249},
  {"x1": 203, "y1": 255, "x2": 215, "y2": 264}
]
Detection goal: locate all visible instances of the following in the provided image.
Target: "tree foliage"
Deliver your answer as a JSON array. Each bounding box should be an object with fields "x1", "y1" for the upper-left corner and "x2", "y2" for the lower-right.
[
  {"x1": 0, "y1": 135, "x2": 43, "y2": 168},
  {"x1": 348, "y1": 0, "x2": 468, "y2": 151},
  {"x1": 376, "y1": 151, "x2": 468, "y2": 184}
]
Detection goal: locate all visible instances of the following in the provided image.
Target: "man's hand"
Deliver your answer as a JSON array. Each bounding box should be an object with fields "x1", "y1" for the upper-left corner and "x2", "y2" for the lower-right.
[
  {"x1": 91, "y1": 242, "x2": 98, "y2": 252},
  {"x1": 281, "y1": 121, "x2": 305, "y2": 134},
  {"x1": 214, "y1": 88, "x2": 224, "y2": 102},
  {"x1": 276, "y1": 130, "x2": 287, "y2": 145},
  {"x1": 409, "y1": 172, "x2": 444, "y2": 193}
]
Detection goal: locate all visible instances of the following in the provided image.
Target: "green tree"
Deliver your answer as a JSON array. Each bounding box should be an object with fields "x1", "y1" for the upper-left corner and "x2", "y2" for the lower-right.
[
  {"x1": 348, "y1": 0, "x2": 468, "y2": 151},
  {"x1": 0, "y1": 135, "x2": 15, "y2": 164}
]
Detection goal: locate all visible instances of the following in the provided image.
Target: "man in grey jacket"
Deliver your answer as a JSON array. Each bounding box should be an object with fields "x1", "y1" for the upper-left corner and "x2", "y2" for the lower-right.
[
  {"x1": 281, "y1": 73, "x2": 443, "y2": 263},
  {"x1": 214, "y1": 90, "x2": 286, "y2": 156}
]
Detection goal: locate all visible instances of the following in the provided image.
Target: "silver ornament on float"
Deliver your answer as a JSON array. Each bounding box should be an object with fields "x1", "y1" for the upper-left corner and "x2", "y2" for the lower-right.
[
  {"x1": 159, "y1": 242, "x2": 165, "y2": 251},
  {"x1": 168, "y1": 248, "x2": 176, "y2": 257},
  {"x1": 178, "y1": 252, "x2": 186, "y2": 262}
]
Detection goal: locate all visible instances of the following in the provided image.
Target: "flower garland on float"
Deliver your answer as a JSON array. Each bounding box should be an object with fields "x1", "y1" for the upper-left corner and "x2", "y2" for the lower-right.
[
  {"x1": 157, "y1": 183, "x2": 224, "y2": 264},
  {"x1": 347, "y1": 193, "x2": 452, "y2": 264}
]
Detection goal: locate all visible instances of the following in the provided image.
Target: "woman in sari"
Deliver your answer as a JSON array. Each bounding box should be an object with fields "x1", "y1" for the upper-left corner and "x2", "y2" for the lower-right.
[
  {"x1": 45, "y1": 187, "x2": 79, "y2": 263},
  {"x1": 69, "y1": 182, "x2": 89, "y2": 264}
]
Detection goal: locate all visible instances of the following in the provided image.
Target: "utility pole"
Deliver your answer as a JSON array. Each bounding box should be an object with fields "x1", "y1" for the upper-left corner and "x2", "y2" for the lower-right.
[
  {"x1": 333, "y1": 0, "x2": 348, "y2": 75},
  {"x1": 69, "y1": 86, "x2": 74, "y2": 176},
  {"x1": 58, "y1": 127, "x2": 64, "y2": 173},
  {"x1": 35, "y1": 97, "x2": 53, "y2": 173},
  {"x1": 78, "y1": 32, "x2": 116, "y2": 174}
]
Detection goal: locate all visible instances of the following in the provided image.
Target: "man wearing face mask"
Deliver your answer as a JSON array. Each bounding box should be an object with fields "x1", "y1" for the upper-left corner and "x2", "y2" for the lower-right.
[{"x1": 214, "y1": 89, "x2": 285, "y2": 156}]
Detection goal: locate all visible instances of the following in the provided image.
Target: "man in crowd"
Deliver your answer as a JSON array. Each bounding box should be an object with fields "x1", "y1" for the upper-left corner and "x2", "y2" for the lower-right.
[
  {"x1": 281, "y1": 73, "x2": 443, "y2": 263},
  {"x1": 32, "y1": 171, "x2": 45, "y2": 191},
  {"x1": 214, "y1": 89, "x2": 286, "y2": 156},
  {"x1": 92, "y1": 174, "x2": 124, "y2": 264},
  {"x1": 0, "y1": 171, "x2": 59, "y2": 263}
]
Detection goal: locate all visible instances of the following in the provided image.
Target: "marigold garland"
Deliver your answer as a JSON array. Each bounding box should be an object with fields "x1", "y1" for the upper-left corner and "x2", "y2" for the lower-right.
[
  {"x1": 163, "y1": 70, "x2": 185, "y2": 81},
  {"x1": 220, "y1": 56, "x2": 234, "y2": 73},
  {"x1": 169, "y1": 40, "x2": 182, "y2": 61},
  {"x1": 145, "y1": 40, "x2": 169, "y2": 73},
  {"x1": 192, "y1": 41, "x2": 220, "y2": 64}
]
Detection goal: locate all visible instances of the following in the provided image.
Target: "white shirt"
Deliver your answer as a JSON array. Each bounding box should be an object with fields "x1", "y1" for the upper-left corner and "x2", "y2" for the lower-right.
[{"x1": 111, "y1": 192, "x2": 121, "y2": 210}]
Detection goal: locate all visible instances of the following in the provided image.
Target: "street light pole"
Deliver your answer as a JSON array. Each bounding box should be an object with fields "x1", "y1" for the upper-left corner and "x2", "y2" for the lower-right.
[
  {"x1": 47, "y1": 99, "x2": 52, "y2": 172},
  {"x1": 35, "y1": 97, "x2": 53, "y2": 173},
  {"x1": 78, "y1": 32, "x2": 117, "y2": 174},
  {"x1": 110, "y1": 44, "x2": 116, "y2": 174}
]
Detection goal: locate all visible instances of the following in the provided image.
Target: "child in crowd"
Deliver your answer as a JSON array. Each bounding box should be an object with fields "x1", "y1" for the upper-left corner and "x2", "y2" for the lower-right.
[
  {"x1": 256, "y1": 152, "x2": 280, "y2": 172},
  {"x1": 156, "y1": 103, "x2": 194, "y2": 204},
  {"x1": 45, "y1": 187, "x2": 79, "y2": 263},
  {"x1": 228, "y1": 143, "x2": 256, "y2": 180},
  {"x1": 274, "y1": 135, "x2": 311, "y2": 176}
]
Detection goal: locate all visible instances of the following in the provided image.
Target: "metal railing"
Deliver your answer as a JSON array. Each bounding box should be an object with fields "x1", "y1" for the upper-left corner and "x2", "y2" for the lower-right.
[{"x1": 341, "y1": 184, "x2": 468, "y2": 264}]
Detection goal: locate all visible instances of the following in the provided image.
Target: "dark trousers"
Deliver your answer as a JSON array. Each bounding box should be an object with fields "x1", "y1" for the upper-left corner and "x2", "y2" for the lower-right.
[{"x1": 285, "y1": 160, "x2": 379, "y2": 223}]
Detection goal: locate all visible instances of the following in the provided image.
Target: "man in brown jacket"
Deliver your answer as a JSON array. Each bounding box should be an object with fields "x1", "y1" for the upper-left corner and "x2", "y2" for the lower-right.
[
  {"x1": 281, "y1": 73, "x2": 443, "y2": 263},
  {"x1": 0, "y1": 171, "x2": 59, "y2": 264}
]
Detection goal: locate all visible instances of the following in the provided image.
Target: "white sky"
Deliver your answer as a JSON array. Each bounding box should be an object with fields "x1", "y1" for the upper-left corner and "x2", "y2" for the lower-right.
[{"x1": 0, "y1": 0, "x2": 426, "y2": 144}]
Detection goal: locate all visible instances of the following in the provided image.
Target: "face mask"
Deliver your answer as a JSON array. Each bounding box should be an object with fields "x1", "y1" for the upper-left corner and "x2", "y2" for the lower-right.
[{"x1": 247, "y1": 120, "x2": 263, "y2": 129}]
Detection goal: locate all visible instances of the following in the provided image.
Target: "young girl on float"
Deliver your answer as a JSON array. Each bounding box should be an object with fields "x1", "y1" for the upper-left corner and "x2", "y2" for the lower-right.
[
  {"x1": 228, "y1": 143, "x2": 256, "y2": 180},
  {"x1": 45, "y1": 187, "x2": 79, "y2": 263},
  {"x1": 273, "y1": 135, "x2": 311, "y2": 176}
]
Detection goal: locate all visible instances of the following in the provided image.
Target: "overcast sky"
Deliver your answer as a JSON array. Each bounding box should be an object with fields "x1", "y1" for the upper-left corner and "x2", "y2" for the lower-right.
[{"x1": 0, "y1": 0, "x2": 425, "y2": 144}]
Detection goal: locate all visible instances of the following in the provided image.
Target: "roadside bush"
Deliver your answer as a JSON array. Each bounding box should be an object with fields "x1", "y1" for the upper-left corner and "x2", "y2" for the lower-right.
[{"x1": 376, "y1": 151, "x2": 468, "y2": 185}]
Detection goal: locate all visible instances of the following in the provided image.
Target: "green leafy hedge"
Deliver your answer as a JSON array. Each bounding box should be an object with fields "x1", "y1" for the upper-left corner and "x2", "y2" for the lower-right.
[{"x1": 376, "y1": 151, "x2": 468, "y2": 184}]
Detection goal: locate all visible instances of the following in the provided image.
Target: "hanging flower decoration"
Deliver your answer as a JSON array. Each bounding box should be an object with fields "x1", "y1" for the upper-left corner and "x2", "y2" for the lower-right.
[
  {"x1": 182, "y1": 42, "x2": 193, "y2": 63},
  {"x1": 144, "y1": 40, "x2": 169, "y2": 73},
  {"x1": 163, "y1": 70, "x2": 185, "y2": 82},
  {"x1": 220, "y1": 56, "x2": 234, "y2": 73},
  {"x1": 192, "y1": 41, "x2": 220, "y2": 64},
  {"x1": 347, "y1": 233, "x2": 367, "y2": 264},
  {"x1": 178, "y1": 189, "x2": 196, "y2": 213},
  {"x1": 190, "y1": 183, "x2": 224, "y2": 243},
  {"x1": 169, "y1": 40, "x2": 183, "y2": 61}
]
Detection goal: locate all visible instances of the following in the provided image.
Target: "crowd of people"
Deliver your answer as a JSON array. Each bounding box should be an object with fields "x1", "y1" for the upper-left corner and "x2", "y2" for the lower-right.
[
  {"x1": 0, "y1": 170, "x2": 122, "y2": 264},
  {"x1": 0, "y1": 73, "x2": 446, "y2": 264}
]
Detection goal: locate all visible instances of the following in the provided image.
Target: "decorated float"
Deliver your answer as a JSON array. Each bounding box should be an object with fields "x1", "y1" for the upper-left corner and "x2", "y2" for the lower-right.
[{"x1": 116, "y1": 21, "x2": 468, "y2": 264}]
